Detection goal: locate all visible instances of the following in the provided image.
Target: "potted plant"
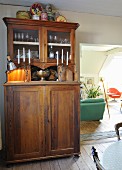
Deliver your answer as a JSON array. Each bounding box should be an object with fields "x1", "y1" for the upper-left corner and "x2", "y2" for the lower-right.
[{"x1": 83, "y1": 83, "x2": 102, "y2": 98}]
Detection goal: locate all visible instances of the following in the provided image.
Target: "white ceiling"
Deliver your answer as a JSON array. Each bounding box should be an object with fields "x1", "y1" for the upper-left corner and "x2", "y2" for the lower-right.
[{"x1": 1, "y1": 0, "x2": 122, "y2": 17}]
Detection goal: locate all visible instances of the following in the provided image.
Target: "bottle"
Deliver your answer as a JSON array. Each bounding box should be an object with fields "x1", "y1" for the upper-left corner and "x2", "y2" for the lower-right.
[
  {"x1": 7, "y1": 55, "x2": 16, "y2": 71},
  {"x1": 41, "y1": 9, "x2": 48, "y2": 21},
  {"x1": 49, "y1": 46, "x2": 54, "y2": 59}
]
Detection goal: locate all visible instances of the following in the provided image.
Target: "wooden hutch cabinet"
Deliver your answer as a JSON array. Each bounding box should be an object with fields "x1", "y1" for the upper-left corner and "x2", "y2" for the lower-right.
[{"x1": 3, "y1": 17, "x2": 80, "y2": 164}]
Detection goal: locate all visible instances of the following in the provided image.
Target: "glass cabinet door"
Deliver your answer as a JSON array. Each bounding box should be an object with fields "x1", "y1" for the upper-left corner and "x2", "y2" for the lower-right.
[
  {"x1": 13, "y1": 28, "x2": 39, "y2": 64},
  {"x1": 47, "y1": 30, "x2": 71, "y2": 65}
]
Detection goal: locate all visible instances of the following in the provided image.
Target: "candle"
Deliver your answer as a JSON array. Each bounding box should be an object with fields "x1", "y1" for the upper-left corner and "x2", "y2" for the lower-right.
[
  {"x1": 56, "y1": 51, "x2": 58, "y2": 66},
  {"x1": 23, "y1": 47, "x2": 25, "y2": 62},
  {"x1": 28, "y1": 49, "x2": 31, "y2": 64},
  {"x1": 66, "y1": 51, "x2": 68, "y2": 65},
  {"x1": 18, "y1": 49, "x2": 20, "y2": 64},
  {"x1": 62, "y1": 49, "x2": 63, "y2": 64}
]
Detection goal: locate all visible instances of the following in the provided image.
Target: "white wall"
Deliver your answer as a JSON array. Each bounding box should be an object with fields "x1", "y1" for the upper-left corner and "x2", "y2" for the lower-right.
[
  {"x1": 61, "y1": 11, "x2": 122, "y2": 44},
  {"x1": 80, "y1": 49, "x2": 107, "y2": 85},
  {"x1": 59, "y1": 11, "x2": 122, "y2": 77},
  {"x1": 81, "y1": 50, "x2": 107, "y2": 74},
  {"x1": 1, "y1": 4, "x2": 122, "y2": 148}
]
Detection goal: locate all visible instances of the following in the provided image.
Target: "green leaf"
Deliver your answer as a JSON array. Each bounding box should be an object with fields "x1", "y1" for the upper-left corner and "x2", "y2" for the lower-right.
[{"x1": 83, "y1": 83, "x2": 103, "y2": 98}]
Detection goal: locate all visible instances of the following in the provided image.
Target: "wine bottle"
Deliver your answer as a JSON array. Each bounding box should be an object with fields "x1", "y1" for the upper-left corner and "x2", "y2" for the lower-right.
[{"x1": 49, "y1": 46, "x2": 54, "y2": 59}]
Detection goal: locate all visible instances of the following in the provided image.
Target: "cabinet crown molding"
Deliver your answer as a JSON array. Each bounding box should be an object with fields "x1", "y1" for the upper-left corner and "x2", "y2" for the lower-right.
[{"x1": 3, "y1": 17, "x2": 79, "y2": 30}]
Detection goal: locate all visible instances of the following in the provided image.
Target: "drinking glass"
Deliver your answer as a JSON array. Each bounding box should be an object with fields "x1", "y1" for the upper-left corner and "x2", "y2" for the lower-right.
[
  {"x1": 17, "y1": 33, "x2": 21, "y2": 41},
  {"x1": 49, "y1": 35, "x2": 53, "y2": 43},
  {"x1": 59, "y1": 38, "x2": 62, "y2": 43},
  {"x1": 30, "y1": 35, "x2": 34, "y2": 42},
  {"x1": 64, "y1": 38, "x2": 68, "y2": 44},
  {"x1": 14, "y1": 33, "x2": 17, "y2": 41},
  {"x1": 21, "y1": 33, "x2": 24, "y2": 41},
  {"x1": 54, "y1": 35, "x2": 58, "y2": 43},
  {"x1": 25, "y1": 33, "x2": 29, "y2": 42}
]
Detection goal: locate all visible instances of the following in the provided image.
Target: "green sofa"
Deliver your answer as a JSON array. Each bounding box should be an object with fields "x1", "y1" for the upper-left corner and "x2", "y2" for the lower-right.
[{"x1": 80, "y1": 98, "x2": 106, "y2": 121}]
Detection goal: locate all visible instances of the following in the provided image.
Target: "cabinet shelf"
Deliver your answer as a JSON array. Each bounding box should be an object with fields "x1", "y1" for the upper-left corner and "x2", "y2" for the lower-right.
[
  {"x1": 13, "y1": 41, "x2": 39, "y2": 45},
  {"x1": 48, "y1": 43, "x2": 71, "y2": 47}
]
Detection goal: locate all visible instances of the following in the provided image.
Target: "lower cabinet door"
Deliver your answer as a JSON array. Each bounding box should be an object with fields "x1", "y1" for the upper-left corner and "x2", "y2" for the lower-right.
[
  {"x1": 46, "y1": 85, "x2": 80, "y2": 156},
  {"x1": 5, "y1": 86, "x2": 45, "y2": 162},
  {"x1": 4, "y1": 84, "x2": 80, "y2": 162}
]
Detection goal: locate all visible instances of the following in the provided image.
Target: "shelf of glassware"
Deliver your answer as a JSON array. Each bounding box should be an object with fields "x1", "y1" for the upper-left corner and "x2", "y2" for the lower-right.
[
  {"x1": 47, "y1": 42, "x2": 71, "y2": 65},
  {"x1": 48, "y1": 43, "x2": 71, "y2": 47},
  {"x1": 13, "y1": 41, "x2": 39, "y2": 45},
  {"x1": 13, "y1": 41, "x2": 39, "y2": 61},
  {"x1": 13, "y1": 42, "x2": 71, "y2": 46}
]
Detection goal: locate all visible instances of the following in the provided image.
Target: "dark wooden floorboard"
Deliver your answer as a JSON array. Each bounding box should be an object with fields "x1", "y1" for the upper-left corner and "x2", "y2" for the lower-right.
[
  {"x1": 74, "y1": 155, "x2": 91, "y2": 170},
  {"x1": 48, "y1": 159, "x2": 61, "y2": 170},
  {"x1": 58, "y1": 157, "x2": 80, "y2": 170},
  {"x1": 80, "y1": 146, "x2": 96, "y2": 170},
  {"x1": 40, "y1": 160, "x2": 50, "y2": 170},
  {"x1": 29, "y1": 162, "x2": 42, "y2": 170}
]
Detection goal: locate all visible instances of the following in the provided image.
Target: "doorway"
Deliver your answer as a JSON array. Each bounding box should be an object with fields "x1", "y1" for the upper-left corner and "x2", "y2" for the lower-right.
[
  {"x1": 80, "y1": 43, "x2": 122, "y2": 137},
  {"x1": 80, "y1": 43, "x2": 122, "y2": 98}
]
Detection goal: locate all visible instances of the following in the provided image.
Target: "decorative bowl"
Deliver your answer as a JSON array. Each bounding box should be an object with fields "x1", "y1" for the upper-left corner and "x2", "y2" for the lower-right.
[
  {"x1": 37, "y1": 69, "x2": 50, "y2": 81},
  {"x1": 16, "y1": 11, "x2": 31, "y2": 19}
]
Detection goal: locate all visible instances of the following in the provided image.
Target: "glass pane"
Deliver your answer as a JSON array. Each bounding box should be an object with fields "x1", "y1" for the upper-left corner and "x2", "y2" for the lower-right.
[
  {"x1": 48, "y1": 31, "x2": 70, "y2": 44},
  {"x1": 13, "y1": 29, "x2": 38, "y2": 42},
  {"x1": 47, "y1": 31, "x2": 71, "y2": 63},
  {"x1": 13, "y1": 29, "x2": 39, "y2": 60}
]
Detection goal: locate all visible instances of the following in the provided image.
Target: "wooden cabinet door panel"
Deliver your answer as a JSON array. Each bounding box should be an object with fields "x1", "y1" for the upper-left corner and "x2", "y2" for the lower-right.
[
  {"x1": 46, "y1": 85, "x2": 79, "y2": 156},
  {"x1": 5, "y1": 86, "x2": 45, "y2": 161}
]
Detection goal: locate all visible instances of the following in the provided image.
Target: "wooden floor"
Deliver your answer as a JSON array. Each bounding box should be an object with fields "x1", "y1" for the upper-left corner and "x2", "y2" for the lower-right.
[
  {"x1": 80, "y1": 100, "x2": 122, "y2": 135},
  {"x1": 0, "y1": 101, "x2": 122, "y2": 170},
  {"x1": 0, "y1": 140, "x2": 116, "y2": 170}
]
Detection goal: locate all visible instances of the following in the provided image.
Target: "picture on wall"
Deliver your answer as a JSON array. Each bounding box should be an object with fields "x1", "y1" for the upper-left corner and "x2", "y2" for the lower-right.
[{"x1": 85, "y1": 77, "x2": 94, "y2": 85}]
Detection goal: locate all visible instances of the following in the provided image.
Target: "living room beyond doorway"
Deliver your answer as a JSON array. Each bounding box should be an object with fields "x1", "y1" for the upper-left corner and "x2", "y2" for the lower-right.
[
  {"x1": 80, "y1": 99, "x2": 122, "y2": 136},
  {"x1": 80, "y1": 44, "x2": 122, "y2": 93},
  {"x1": 80, "y1": 44, "x2": 122, "y2": 136}
]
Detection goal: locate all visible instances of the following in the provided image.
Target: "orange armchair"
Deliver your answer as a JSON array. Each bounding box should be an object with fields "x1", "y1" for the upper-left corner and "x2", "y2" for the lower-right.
[{"x1": 107, "y1": 88, "x2": 121, "y2": 100}]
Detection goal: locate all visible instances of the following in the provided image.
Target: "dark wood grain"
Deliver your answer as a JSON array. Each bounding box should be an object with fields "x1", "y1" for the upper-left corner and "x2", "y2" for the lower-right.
[
  {"x1": 1, "y1": 108, "x2": 120, "y2": 169},
  {"x1": 3, "y1": 83, "x2": 80, "y2": 163}
]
